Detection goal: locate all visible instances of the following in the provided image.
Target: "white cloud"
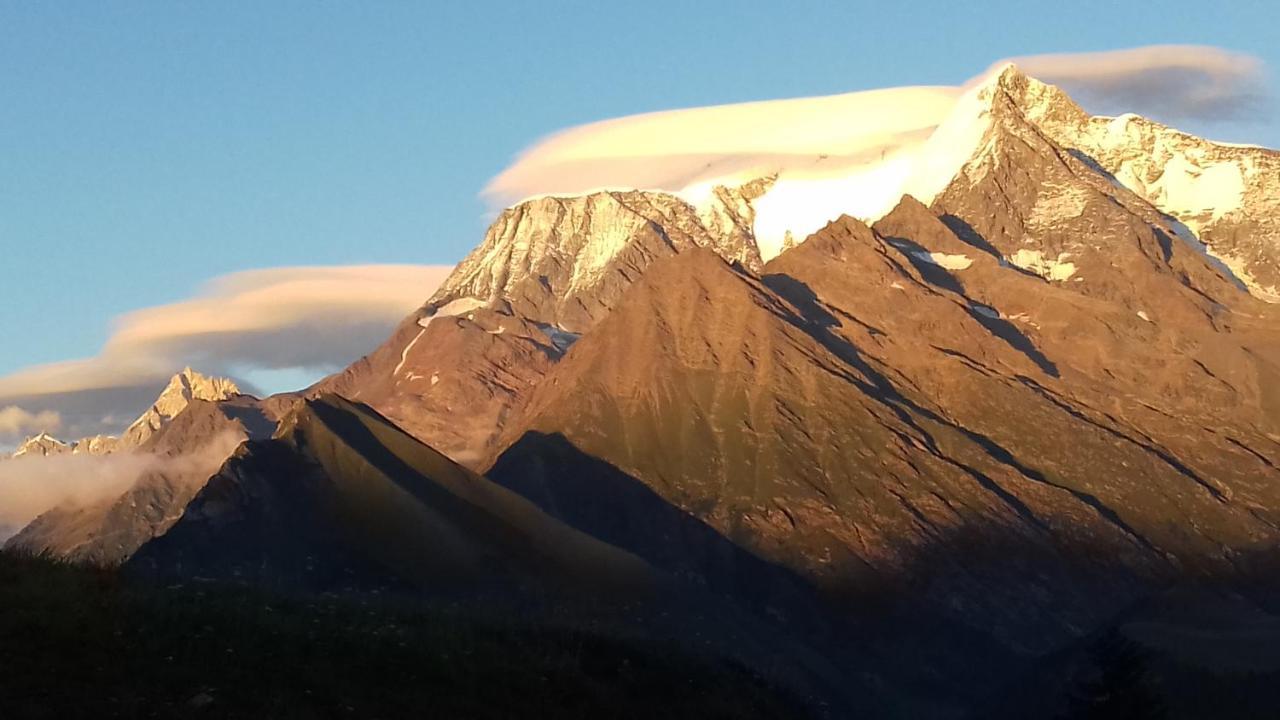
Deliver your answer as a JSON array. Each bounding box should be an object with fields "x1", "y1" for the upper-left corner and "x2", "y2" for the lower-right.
[
  {"x1": 0, "y1": 264, "x2": 453, "y2": 439},
  {"x1": 0, "y1": 406, "x2": 62, "y2": 439},
  {"x1": 485, "y1": 45, "x2": 1269, "y2": 205},
  {"x1": 483, "y1": 84, "x2": 963, "y2": 209}
]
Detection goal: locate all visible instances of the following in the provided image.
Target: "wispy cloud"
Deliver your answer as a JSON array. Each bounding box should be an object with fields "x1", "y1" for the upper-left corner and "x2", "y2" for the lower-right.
[
  {"x1": 0, "y1": 265, "x2": 452, "y2": 440},
  {"x1": 999, "y1": 45, "x2": 1269, "y2": 122},
  {"x1": 0, "y1": 429, "x2": 244, "y2": 542}
]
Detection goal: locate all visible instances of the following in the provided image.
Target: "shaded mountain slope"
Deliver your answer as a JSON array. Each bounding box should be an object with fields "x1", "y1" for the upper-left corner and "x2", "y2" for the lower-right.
[
  {"x1": 130, "y1": 395, "x2": 655, "y2": 595},
  {"x1": 0, "y1": 552, "x2": 814, "y2": 720}
]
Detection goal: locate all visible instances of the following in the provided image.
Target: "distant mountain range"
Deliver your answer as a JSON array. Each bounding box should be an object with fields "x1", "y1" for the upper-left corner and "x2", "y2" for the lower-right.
[{"x1": 7, "y1": 65, "x2": 1280, "y2": 718}]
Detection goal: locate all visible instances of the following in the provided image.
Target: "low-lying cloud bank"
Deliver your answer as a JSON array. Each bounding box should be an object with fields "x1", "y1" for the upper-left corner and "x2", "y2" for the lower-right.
[
  {"x1": 0, "y1": 265, "x2": 453, "y2": 442},
  {"x1": 0, "y1": 430, "x2": 245, "y2": 542}
]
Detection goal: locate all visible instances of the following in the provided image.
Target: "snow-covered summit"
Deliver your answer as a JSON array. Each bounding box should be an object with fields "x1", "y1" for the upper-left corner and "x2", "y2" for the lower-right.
[
  {"x1": 424, "y1": 189, "x2": 764, "y2": 332},
  {"x1": 448, "y1": 63, "x2": 1278, "y2": 316}
]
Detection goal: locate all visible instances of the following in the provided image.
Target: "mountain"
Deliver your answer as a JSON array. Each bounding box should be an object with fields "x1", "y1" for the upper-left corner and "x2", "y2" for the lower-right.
[
  {"x1": 3, "y1": 368, "x2": 239, "y2": 462},
  {"x1": 129, "y1": 394, "x2": 655, "y2": 594},
  {"x1": 298, "y1": 187, "x2": 778, "y2": 467},
  {"x1": 11, "y1": 63, "x2": 1280, "y2": 718},
  {"x1": 7, "y1": 432, "x2": 120, "y2": 459},
  {"x1": 9, "y1": 432, "x2": 72, "y2": 459},
  {"x1": 469, "y1": 66, "x2": 1280, "y2": 698},
  {"x1": 4, "y1": 371, "x2": 273, "y2": 564},
  {"x1": 120, "y1": 367, "x2": 241, "y2": 446},
  {"x1": 427, "y1": 187, "x2": 768, "y2": 332},
  {"x1": 1002, "y1": 72, "x2": 1280, "y2": 302}
]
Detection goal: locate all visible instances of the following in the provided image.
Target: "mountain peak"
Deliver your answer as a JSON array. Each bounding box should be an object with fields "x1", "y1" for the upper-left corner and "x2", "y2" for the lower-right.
[
  {"x1": 160, "y1": 368, "x2": 240, "y2": 410},
  {"x1": 122, "y1": 368, "x2": 240, "y2": 447},
  {"x1": 10, "y1": 432, "x2": 70, "y2": 459},
  {"x1": 426, "y1": 189, "x2": 763, "y2": 333}
]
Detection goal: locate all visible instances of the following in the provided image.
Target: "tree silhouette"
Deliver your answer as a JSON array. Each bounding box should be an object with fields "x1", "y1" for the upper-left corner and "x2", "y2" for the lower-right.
[{"x1": 1062, "y1": 629, "x2": 1167, "y2": 719}]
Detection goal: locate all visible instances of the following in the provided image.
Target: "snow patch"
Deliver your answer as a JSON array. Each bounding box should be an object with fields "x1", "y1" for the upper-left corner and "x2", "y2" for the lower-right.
[
  {"x1": 912, "y1": 251, "x2": 974, "y2": 270},
  {"x1": 1153, "y1": 153, "x2": 1245, "y2": 224},
  {"x1": 1007, "y1": 249, "x2": 1078, "y2": 281},
  {"x1": 418, "y1": 297, "x2": 487, "y2": 328},
  {"x1": 1214, "y1": 252, "x2": 1280, "y2": 303},
  {"x1": 393, "y1": 328, "x2": 427, "y2": 377}
]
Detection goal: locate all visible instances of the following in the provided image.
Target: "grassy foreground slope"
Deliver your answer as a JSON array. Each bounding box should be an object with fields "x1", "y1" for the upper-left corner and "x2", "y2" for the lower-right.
[{"x1": 0, "y1": 552, "x2": 810, "y2": 720}]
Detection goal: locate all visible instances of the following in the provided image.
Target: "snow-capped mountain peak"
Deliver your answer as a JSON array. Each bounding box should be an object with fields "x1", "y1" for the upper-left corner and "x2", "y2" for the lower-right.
[{"x1": 468, "y1": 62, "x2": 1269, "y2": 304}]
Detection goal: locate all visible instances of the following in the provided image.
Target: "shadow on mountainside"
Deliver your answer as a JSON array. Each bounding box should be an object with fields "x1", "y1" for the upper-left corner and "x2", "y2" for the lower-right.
[
  {"x1": 765, "y1": 268, "x2": 1059, "y2": 380},
  {"x1": 487, "y1": 430, "x2": 821, "y2": 621},
  {"x1": 488, "y1": 428, "x2": 1280, "y2": 717}
]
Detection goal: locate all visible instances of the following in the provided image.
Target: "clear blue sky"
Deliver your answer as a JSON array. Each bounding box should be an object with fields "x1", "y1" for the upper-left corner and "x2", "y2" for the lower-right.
[{"x1": 2, "y1": 0, "x2": 1276, "y2": 377}]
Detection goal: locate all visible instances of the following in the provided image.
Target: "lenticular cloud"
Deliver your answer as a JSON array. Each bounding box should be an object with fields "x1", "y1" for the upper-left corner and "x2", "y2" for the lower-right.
[{"x1": 484, "y1": 45, "x2": 1268, "y2": 259}]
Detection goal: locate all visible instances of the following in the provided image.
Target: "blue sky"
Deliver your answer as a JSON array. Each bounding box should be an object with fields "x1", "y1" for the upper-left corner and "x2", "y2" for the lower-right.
[{"x1": 1, "y1": 1, "x2": 1276, "y2": 417}]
